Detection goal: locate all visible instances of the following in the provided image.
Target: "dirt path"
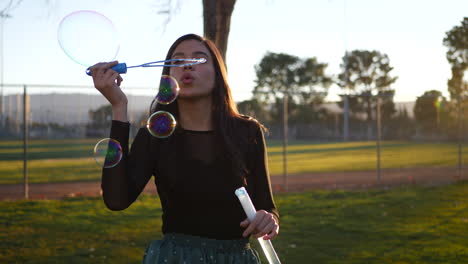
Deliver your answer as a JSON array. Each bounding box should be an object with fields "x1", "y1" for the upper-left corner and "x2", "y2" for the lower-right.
[{"x1": 0, "y1": 167, "x2": 463, "y2": 200}]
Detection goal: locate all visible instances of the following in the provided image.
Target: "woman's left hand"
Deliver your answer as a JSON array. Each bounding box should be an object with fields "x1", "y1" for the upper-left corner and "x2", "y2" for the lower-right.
[{"x1": 240, "y1": 210, "x2": 279, "y2": 240}]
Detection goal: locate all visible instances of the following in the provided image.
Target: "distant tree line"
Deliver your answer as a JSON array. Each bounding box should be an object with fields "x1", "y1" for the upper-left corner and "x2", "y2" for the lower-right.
[
  {"x1": 237, "y1": 17, "x2": 467, "y2": 141},
  {"x1": 63, "y1": 17, "x2": 468, "y2": 141}
]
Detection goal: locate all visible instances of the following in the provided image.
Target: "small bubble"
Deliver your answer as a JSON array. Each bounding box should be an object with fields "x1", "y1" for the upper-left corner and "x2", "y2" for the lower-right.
[
  {"x1": 146, "y1": 111, "x2": 177, "y2": 138},
  {"x1": 93, "y1": 138, "x2": 123, "y2": 168},
  {"x1": 156, "y1": 75, "x2": 179, "y2": 105}
]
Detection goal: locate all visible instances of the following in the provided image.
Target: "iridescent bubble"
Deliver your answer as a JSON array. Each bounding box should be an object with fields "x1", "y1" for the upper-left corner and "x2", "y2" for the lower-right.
[
  {"x1": 146, "y1": 111, "x2": 177, "y2": 138},
  {"x1": 93, "y1": 138, "x2": 123, "y2": 168},
  {"x1": 57, "y1": 10, "x2": 120, "y2": 66},
  {"x1": 156, "y1": 75, "x2": 179, "y2": 105}
]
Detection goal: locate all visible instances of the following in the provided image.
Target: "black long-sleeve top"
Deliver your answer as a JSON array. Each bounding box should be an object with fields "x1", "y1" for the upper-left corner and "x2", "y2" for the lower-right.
[{"x1": 101, "y1": 117, "x2": 279, "y2": 240}]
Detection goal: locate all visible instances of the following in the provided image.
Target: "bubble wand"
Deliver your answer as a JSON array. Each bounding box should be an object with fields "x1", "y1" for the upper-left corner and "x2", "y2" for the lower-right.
[
  {"x1": 235, "y1": 187, "x2": 281, "y2": 264},
  {"x1": 85, "y1": 58, "x2": 206, "y2": 76}
]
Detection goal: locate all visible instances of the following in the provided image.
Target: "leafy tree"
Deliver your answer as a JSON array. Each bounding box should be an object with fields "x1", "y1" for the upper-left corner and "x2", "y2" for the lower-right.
[
  {"x1": 379, "y1": 90, "x2": 397, "y2": 122},
  {"x1": 88, "y1": 104, "x2": 112, "y2": 128},
  {"x1": 269, "y1": 96, "x2": 300, "y2": 125},
  {"x1": 444, "y1": 17, "x2": 467, "y2": 68},
  {"x1": 413, "y1": 90, "x2": 447, "y2": 134},
  {"x1": 254, "y1": 52, "x2": 332, "y2": 104},
  {"x1": 253, "y1": 52, "x2": 332, "y2": 125},
  {"x1": 443, "y1": 17, "x2": 467, "y2": 103},
  {"x1": 391, "y1": 107, "x2": 414, "y2": 139},
  {"x1": 294, "y1": 103, "x2": 329, "y2": 124},
  {"x1": 237, "y1": 98, "x2": 270, "y2": 123},
  {"x1": 337, "y1": 50, "x2": 398, "y2": 122}
]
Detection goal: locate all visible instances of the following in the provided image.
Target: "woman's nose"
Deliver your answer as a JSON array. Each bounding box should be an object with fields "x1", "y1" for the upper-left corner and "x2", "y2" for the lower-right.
[{"x1": 183, "y1": 64, "x2": 193, "y2": 71}]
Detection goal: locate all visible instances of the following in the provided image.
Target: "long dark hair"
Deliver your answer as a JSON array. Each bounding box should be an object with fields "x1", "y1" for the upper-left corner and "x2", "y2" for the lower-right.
[
  {"x1": 150, "y1": 34, "x2": 239, "y2": 124},
  {"x1": 149, "y1": 33, "x2": 252, "y2": 183}
]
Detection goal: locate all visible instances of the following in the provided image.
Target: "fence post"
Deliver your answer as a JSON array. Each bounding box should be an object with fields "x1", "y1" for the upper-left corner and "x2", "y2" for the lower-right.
[
  {"x1": 458, "y1": 100, "x2": 463, "y2": 179},
  {"x1": 343, "y1": 94, "x2": 349, "y2": 141},
  {"x1": 0, "y1": 14, "x2": 5, "y2": 128},
  {"x1": 23, "y1": 85, "x2": 28, "y2": 199},
  {"x1": 376, "y1": 96, "x2": 382, "y2": 182},
  {"x1": 282, "y1": 94, "x2": 288, "y2": 192}
]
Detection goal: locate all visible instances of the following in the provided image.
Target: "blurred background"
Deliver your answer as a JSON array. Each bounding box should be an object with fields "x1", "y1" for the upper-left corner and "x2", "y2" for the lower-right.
[
  {"x1": 1, "y1": 0, "x2": 467, "y2": 263},
  {"x1": 1, "y1": 0, "x2": 467, "y2": 188}
]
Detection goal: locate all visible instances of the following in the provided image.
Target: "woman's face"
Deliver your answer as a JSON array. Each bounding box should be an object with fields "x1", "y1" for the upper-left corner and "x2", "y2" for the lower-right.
[{"x1": 169, "y1": 39, "x2": 216, "y2": 100}]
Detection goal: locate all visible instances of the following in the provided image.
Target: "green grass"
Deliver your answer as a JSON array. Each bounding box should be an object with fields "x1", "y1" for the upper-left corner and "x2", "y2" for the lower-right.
[
  {"x1": 2, "y1": 181, "x2": 468, "y2": 263},
  {"x1": 0, "y1": 139, "x2": 104, "y2": 184},
  {"x1": 1, "y1": 139, "x2": 468, "y2": 184},
  {"x1": 267, "y1": 141, "x2": 468, "y2": 175}
]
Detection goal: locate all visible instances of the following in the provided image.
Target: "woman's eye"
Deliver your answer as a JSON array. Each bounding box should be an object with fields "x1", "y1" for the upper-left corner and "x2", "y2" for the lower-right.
[
  {"x1": 171, "y1": 57, "x2": 207, "y2": 66},
  {"x1": 195, "y1": 57, "x2": 208, "y2": 63},
  {"x1": 169, "y1": 60, "x2": 185, "y2": 66}
]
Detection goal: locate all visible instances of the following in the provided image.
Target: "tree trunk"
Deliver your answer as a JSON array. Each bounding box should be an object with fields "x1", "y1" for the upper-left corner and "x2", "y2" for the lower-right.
[
  {"x1": 202, "y1": 0, "x2": 236, "y2": 62},
  {"x1": 202, "y1": 0, "x2": 217, "y2": 41}
]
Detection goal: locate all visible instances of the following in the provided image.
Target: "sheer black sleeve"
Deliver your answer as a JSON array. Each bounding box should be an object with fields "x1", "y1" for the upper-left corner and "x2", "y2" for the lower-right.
[
  {"x1": 101, "y1": 120, "x2": 154, "y2": 211},
  {"x1": 248, "y1": 123, "x2": 280, "y2": 224}
]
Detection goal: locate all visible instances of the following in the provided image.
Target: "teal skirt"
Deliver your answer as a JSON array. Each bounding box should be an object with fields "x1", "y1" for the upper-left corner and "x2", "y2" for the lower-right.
[{"x1": 142, "y1": 233, "x2": 261, "y2": 264}]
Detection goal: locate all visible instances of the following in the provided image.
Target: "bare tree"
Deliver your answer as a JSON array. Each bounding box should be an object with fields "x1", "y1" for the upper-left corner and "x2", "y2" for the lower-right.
[
  {"x1": 7, "y1": 0, "x2": 238, "y2": 64},
  {"x1": 0, "y1": 0, "x2": 23, "y2": 15}
]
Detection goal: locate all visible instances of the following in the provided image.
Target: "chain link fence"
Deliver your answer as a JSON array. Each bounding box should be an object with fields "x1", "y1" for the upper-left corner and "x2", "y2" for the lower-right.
[{"x1": 0, "y1": 84, "x2": 466, "y2": 198}]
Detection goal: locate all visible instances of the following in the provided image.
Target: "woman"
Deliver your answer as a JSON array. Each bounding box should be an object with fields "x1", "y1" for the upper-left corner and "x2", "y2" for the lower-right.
[{"x1": 89, "y1": 33, "x2": 279, "y2": 264}]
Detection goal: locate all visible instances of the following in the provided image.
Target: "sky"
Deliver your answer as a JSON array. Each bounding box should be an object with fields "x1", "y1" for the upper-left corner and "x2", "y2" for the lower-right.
[{"x1": 1, "y1": 0, "x2": 467, "y2": 103}]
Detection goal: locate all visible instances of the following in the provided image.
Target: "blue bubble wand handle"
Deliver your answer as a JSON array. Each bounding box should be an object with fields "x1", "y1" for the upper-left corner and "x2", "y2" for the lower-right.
[
  {"x1": 85, "y1": 58, "x2": 206, "y2": 76},
  {"x1": 235, "y1": 187, "x2": 281, "y2": 264}
]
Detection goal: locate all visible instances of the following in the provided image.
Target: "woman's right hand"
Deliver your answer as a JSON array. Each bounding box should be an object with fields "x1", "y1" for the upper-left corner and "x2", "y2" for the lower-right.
[{"x1": 88, "y1": 61, "x2": 127, "y2": 107}]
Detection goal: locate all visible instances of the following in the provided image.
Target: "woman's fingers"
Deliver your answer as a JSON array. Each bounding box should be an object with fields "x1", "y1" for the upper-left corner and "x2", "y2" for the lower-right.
[
  {"x1": 117, "y1": 75, "x2": 123, "y2": 86},
  {"x1": 242, "y1": 212, "x2": 265, "y2": 237},
  {"x1": 89, "y1": 61, "x2": 116, "y2": 76},
  {"x1": 241, "y1": 210, "x2": 279, "y2": 240},
  {"x1": 90, "y1": 61, "x2": 118, "y2": 71},
  {"x1": 90, "y1": 61, "x2": 121, "y2": 89},
  {"x1": 104, "y1": 70, "x2": 119, "y2": 84},
  {"x1": 255, "y1": 213, "x2": 274, "y2": 233},
  {"x1": 253, "y1": 217, "x2": 273, "y2": 238},
  {"x1": 90, "y1": 62, "x2": 118, "y2": 81},
  {"x1": 89, "y1": 61, "x2": 127, "y2": 107},
  {"x1": 255, "y1": 221, "x2": 279, "y2": 239},
  {"x1": 240, "y1": 218, "x2": 250, "y2": 228},
  {"x1": 264, "y1": 223, "x2": 279, "y2": 240}
]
